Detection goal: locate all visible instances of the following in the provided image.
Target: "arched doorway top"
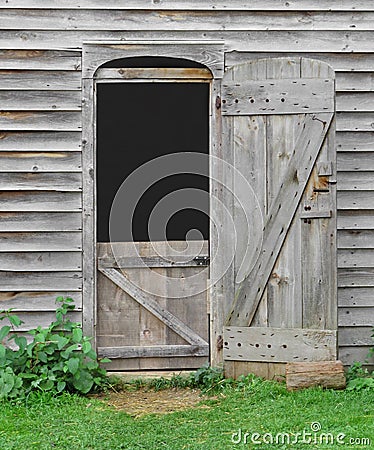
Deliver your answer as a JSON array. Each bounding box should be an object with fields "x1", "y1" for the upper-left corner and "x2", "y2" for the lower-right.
[{"x1": 82, "y1": 40, "x2": 224, "y2": 79}]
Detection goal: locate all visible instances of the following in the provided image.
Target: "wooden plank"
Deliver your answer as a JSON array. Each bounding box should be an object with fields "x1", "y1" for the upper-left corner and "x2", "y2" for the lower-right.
[
  {"x1": 300, "y1": 50, "x2": 337, "y2": 330},
  {"x1": 2, "y1": 1, "x2": 374, "y2": 11},
  {"x1": 3, "y1": 10, "x2": 374, "y2": 31},
  {"x1": 97, "y1": 345, "x2": 208, "y2": 359},
  {"x1": 102, "y1": 241, "x2": 209, "y2": 259},
  {"x1": 0, "y1": 70, "x2": 81, "y2": 90},
  {"x1": 83, "y1": 41, "x2": 224, "y2": 79},
  {"x1": 338, "y1": 191, "x2": 374, "y2": 209},
  {"x1": 0, "y1": 132, "x2": 81, "y2": 151},
  {"x1": 303, "y1": 58, "x2": 335, "y2": 330},
  {"x1": 299, "y1": 211, "x2": 332, "y2": 219},
  {"x1": 336, "y1": 73, "x2": 374, "y2": 91},
  {"x1": 0, "y1": 50, "x2": 80, "y2": 70},
  {"x1": 338, "y1": 268, "x2": 374, "y2": 287},
  {"x1": 337, "y1": 93, "x2": 374, "y2": 112},
  {"x1": 99, "y1": 267, "x2": 208, "y2": 347},
  {"x1": 98, "y1": 242, "x2": 208, "y2": 267},
  {"x1": 227, "y1": 112, "x2": 333, "y2": 326},
  {"x1": 137, "y1": 265, "x2": 168, "y2": 370},
  {"x1": 0, "y1": 173, "x2": 82, "y2": 191},
  {"x1": 265, "y1": 57, "x2": 303, "y2": 331},
  {"x1": 210, "y1": 77, "x2": 233, "y2": 367},
  {"x1": 0, "y1": 232, "x2": 81, "y2": 251},
  {"x1": 223, "y1": 326, "x2": 337, "y2": 362},
  {"x1": 338, "y1": 326, "x2": 373, "y2": 346},
  {"x1": 81, "y1": 77, "x2": 95, "y2": 343},
  {"x1": 338, "y1": 306, "x2": 374, "y2": 326},
  {"x1": 337, "y1": 112, "x2": 374, "y2": 132},
  {"x1": 0, "y1": 291, "x2": 82, "y2": 311},
  {"x1": 338, "y1": 171, "x2": 374, "y2": 190},
  {"x1": 1, "y1": 311, "x2": 82, "y2": 331},
  {"x1": 0, "y1": 152, "x2": 81, "y2": 172},
  {"x1": 95, "y1": 68, "x2": 212, "y2": 80},
  {"x1": 338, "y1": 229, "x2": 374, "y2": 248},
  {"x1": 337, "y1": 152, "x2": 374, "y2": 171},
  {"x1": 0, "y1": 251, "x2": 81, "y2": 271},
  {"x1": 0, "y1": 91, "x2": 81, "y2": 111},
  {"x1": 337, "y1": 132, "x2": 374, "y2": 152},
  {"x1": 0, "y1": 191, "x2": 81, "y2": 211},
  {"x1": 101, "y1": 357, "x2": 205, "y2": 372},
  {"x1": 224, "y1": 361, "x2": 286, "y2": 380},
  {"x1": 286, "y1": 361, "x2": 345, "y2": 390},
  {"x1": 300, "y1": 125, "x2": 337, "y2": 330},
  {"x1": 339, "y1": 249, "x2": 374, "y2": 268},
  {"x1": 339, "y1": 287, "x2": 374, "y2": 306},
  {"x1": 0, "y1": 271, "x2": 82, "y2": 291},
  {"x1": 227, "y1": 52, "x2": 374, "y2": 72},
  {"x1": 96, "y1": 266, "x2": 140, "y2": 370},
  {"x1": 0, "y1": 212, "x2": 81, "y2": 231},
  {"x1": 164, "y1": 264, "x2": 209, "y2": 370},
  {"x1": 0, "y1": 111, "x2": 81, "y2": 131},
  {"x1": 222, "y1": 78, "x2": 334, "y2": 115},
  {"x1": 2, "y1": 30, "x2": 374, "y2": 52},
  {"x1": 227, "y1": 58, "x2": 268, "y2": 329},
  {"x1": 98, "y1": 255, "x2": 209, "y2": 269},
  {"x1": 338, "y1": 346, "x2": 374, "y2": 366}
]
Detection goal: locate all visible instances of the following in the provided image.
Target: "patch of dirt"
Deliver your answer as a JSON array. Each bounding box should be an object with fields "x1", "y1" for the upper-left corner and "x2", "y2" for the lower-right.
[{"x1": 96, "y1": 388, "x2": 214, "y2": 418}]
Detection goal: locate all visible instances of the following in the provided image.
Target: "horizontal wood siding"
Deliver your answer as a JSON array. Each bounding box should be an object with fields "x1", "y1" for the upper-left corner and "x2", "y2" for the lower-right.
[
  {"x1": 0, "y1": 5, "x2": 371, "y2": 366},
  {"x1": 2, "y1": 1, "x2": 374, "y2": 11},
  {"x1": 0, "y1": 46, "x2": 83, "y2": 324}
]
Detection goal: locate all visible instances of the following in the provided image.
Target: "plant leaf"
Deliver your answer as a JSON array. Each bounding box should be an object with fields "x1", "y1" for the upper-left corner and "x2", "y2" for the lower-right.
[
  {"x1": 0, "y1": 325, "x2": 11, "y2": 341},
  {"x1": 57, "y1": 380, "x2": 66, "y2": 392},
  {"x1": 53, "y1": 334, "x2": 69, "y2": 351},
  {"x1": 67, "y1": 357, "x2": 80, "y2": 375},
  {"x1": 14, "y1": 336, "x2": 27, "y2": 352},
  {"x1": 9, "y1": 315, "x2": 23, "y2": 327},
  {"x1": 37, "y1": 351, "x2": 48, "y2": 363},
  {"x1": 72, "y1": 371, "x2": 93, "y2": 394},
  {"x1": 99, "y1": 358, "x2": 111, "y2": 364},
  {"x1": 82, "y1": 341, "x2": 91, "y2": 354},
  {"x1": 72, "y1": 327, "x2": 83, "y2": 343}
]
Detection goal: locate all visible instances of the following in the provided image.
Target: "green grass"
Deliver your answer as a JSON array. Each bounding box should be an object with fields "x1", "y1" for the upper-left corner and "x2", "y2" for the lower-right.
[{"x1": 0, "y1": 379, "x2": 373, "y2": 450}]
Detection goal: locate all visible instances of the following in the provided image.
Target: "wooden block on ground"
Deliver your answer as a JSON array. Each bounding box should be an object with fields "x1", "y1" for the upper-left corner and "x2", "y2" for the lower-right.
[{"x1": 286, "y1": 360, "x2": 346, "y2": 390}]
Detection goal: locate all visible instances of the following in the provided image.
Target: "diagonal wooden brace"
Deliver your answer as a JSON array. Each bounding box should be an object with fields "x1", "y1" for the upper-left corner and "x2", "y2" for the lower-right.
[
  {"x1": 226, "y1": 112, "x2": 334, "y2": 327},
  {"x1": 99, "y1": 267, "x2": 209, "y2": 347}
]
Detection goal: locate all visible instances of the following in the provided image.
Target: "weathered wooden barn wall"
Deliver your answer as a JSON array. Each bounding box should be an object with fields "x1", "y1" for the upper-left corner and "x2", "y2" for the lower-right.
[{"x1": 0, "y1": 0, "x2": 373, "y2": 367}]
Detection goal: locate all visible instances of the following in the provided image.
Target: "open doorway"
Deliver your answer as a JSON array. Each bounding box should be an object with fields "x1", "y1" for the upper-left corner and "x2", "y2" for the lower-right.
[
  {"x1": 97, "y1": 81, "x2": 209, "y2": 242},
  {"x1": 95, "y1": 60, "x2": 212, "y2": 370}
]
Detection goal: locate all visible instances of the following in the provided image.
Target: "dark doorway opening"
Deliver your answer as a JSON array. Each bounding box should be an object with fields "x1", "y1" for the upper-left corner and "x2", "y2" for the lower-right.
[{"x1": 96, "y1": 81, "x2": 209, "y2": 242}]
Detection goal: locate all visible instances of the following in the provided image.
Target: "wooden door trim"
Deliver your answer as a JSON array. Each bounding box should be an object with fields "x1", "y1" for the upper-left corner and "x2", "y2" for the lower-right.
[
  {"x1": 81, "y1": 41, "x2": 225, "y2": 362},
  {"x1": 82, "y1": 41, "x2": 224, "y2": 79},
  {"x1": 95, "y1": 67, "x2": 213, "y2": 81}
]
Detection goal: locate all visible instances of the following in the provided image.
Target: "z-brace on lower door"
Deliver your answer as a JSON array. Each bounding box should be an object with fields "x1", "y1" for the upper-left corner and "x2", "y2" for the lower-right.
[
  {"x1": 95, "y1": 66, "x2": 212, "y2": 371},
  {"x1": 222, "y1": 57, "x2": 337, "y2": 379}
]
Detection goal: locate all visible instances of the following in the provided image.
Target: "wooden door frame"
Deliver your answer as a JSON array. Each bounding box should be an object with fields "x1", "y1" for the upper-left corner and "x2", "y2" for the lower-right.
[{"x1": 81, "y1": 41, "x2": 225, "y2": 365}]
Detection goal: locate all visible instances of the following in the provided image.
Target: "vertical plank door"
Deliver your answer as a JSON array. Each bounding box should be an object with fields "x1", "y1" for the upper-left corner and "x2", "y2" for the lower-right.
[{"x1": 222, "y1": 57, "x2": 337, "y2": 379}]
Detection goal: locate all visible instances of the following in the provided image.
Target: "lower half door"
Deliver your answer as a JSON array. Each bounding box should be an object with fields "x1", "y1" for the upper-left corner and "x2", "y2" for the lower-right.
[{"x1": 96, "y1": 241, "x2": 209, "y2": 370}]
